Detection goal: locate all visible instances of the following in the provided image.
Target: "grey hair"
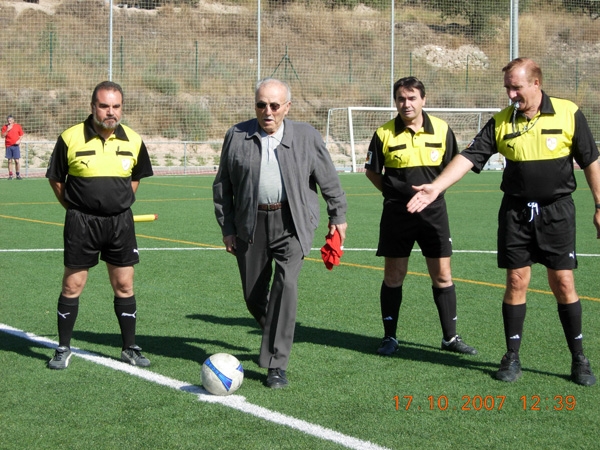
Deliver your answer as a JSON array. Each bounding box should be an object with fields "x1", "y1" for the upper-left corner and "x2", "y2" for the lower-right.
[{"x1": 255, "y1": 77, "x2": 291, "y2": 102}]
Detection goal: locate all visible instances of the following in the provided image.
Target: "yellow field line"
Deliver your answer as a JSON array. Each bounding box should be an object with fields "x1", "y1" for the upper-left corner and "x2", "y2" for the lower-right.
[
  {"x1": 0, "y1": 197, "x2": 209, "y2": 207},
  {"x1": 304, "y1": 257, "x2": 600, "y2": 303},
  {"x1": 135, "y1": 234, "x2": 217, "y2": 248},
  {"x1": 142, "y1": 181, "x2": 211, "y2": 189},
  {"x1": 135, "y1": 198, "x2": 212, "y2": 202},
  {"x1": 0, "y1": 201, "x2": 57, "y2": 206},
  {"x1": 2, "y1": 214, "x2": 598, "y2": 302},
  {"x1": 0, "y1": 214, "x2": 217, "y2": 249},
  {"x1": 0, "y1": 214, "x2": 63, "y2": 227}
]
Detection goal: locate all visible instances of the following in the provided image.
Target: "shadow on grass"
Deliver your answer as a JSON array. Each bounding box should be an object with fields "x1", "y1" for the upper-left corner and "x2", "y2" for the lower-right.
[
  {"x1": 69, "y1": 329, "x2": 267, "y2": 383},
  {"x1": 0, "y1": 331, "x2": 52, "y2": 363},
  {"x1": 186, "y1": 313, "x2": 552, "y2": 382},
  {"x1": 71, "y1": 328, "x2": 252, "y2": 364},
  {"x1": 1, "y1": 317, "x2": 571, "y2": 384}
]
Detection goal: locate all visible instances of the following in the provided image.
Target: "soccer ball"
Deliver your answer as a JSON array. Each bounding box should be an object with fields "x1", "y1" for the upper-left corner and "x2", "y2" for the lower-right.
[{"x1": 201, "y1": 353, "x2": 244, "y2": 396}]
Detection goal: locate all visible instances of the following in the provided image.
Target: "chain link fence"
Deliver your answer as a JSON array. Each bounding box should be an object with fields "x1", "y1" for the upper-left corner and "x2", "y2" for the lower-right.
[{"x1": 0, "y1": 0, "x2": 598, "y2": 174}]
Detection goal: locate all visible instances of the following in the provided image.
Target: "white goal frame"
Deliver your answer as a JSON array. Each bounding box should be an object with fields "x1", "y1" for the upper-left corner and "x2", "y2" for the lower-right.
[{"x1": 325, "y1": 107, "x2": 501, "y2": 172}]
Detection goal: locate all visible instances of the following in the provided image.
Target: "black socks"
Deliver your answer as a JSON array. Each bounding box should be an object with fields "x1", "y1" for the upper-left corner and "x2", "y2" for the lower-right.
[
  {"x1": 114, "y1": 295, "x2": 137, "y2": 350},
  {"x1": 380, "y1": 282, "x2": 402, "y2": 338},
  {"x1": 57, "y1": 294, "x2": 79, "y2": 348}
]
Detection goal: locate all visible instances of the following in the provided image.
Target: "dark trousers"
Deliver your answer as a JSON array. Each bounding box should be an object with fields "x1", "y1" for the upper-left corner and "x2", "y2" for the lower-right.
[{"x1": 236, "y1": 206, "x2": 304, "y2": 370}]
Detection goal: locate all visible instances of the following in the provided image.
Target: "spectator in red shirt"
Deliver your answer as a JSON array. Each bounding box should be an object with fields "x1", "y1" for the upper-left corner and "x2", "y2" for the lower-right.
[{"x1": 1, "y1": 115, "x2": 24, "y2": 180}]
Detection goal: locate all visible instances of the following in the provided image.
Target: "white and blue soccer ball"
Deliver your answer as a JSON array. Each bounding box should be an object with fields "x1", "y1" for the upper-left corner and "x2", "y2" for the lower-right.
[{"x1": 201, "y1": 353, "x2": 244, "y2": 396}]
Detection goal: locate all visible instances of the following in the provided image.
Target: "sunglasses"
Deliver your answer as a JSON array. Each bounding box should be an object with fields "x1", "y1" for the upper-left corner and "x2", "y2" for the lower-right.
[{"x1": 255, "y1": 101, "x2": 288, "y2": 112}]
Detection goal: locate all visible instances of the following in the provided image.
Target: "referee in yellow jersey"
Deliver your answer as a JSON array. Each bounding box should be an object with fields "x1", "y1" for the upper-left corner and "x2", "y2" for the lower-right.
[
  {"x1": 408, "y1": 58, "x2": 600, "y2": 386},
  {"x1": 46, "y1": 81, "x2": 154, "y2": 370},
  {"x1": 365, "y1": 76, "x2": 478, "y2": 359}
]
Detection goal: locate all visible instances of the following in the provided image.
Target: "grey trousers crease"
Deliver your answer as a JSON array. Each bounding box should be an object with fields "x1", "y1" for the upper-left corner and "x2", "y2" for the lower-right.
[{"x1": 236, "y1": 206, "x2": 304, "y2": 370}]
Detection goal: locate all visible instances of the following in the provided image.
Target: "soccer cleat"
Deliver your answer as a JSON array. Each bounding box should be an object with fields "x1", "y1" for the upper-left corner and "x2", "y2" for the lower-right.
[
  {"x1": 15, "y1": 175, "x2": 22, "y2": 180},
  {"x1": 48, "y1": 346, "x2": 72, "y2": 370},
  {"x1": 7, "y1": 176, "x2": 12, "y2": 180},
  {"x1": 571, "y1": 353, "x2": 596, "y2": 386},
  {"x1": 121, "y1": 345, "x2": 151, "y2": 367},
  {"x1": 266, "y1": 368, "x2": 288, "y2": 389},
  {"x1": 377, "y1": 336, "x2": 399, "y2": 356},
  {"x1": 441, "y1": 335, "x2": 478, "y2": 355},
  {"x1": 495, "y1": 351, "x2": 522, "y2": 382}
]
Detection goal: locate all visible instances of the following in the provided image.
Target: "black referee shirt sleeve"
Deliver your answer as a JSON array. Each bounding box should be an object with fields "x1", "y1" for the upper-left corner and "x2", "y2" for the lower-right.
[
  {"x1": 445, "y1": 127, "x2": 459, "y2": 162},
  {"x1": 460, "y1": 118, "x2": 498, "y2": 173},
  {"x1": 131, "y1": 141, "x2": 154, "y2": 181},
  {"x1": 572, "y1": 109, "x2": 599, "y2": 170},
  {"x1": 365, "y1": 131, "x2": 384, "y2": 173},
  {"x1": 45, "y1": 135, "x2": 69, "y2": 182}
]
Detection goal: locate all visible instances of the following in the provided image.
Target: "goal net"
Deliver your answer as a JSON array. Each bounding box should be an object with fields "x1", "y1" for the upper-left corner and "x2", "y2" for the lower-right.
[{"x1": 325, "y1": 107, "x2": 502, "y2": 172}]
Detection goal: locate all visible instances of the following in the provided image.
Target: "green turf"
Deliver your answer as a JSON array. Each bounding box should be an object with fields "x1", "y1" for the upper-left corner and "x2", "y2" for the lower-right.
[{"x1": 1, "y1": 172, "x2": 599, "y2": 449}]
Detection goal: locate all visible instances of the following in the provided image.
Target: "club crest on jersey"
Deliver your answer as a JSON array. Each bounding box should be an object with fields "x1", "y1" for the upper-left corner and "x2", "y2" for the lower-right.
[
  {"x1": 546, "y1": 137, "x2": 557, "y2": 151},
  {"x1": 430, "y1": 150, "x2": 439, "y2": 162},
  {"x1": 122, "y1": 159, "x2": 131, "y2": 171}
]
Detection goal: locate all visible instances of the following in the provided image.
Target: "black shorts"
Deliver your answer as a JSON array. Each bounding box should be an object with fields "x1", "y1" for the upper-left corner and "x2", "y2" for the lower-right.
[
  {"x1": 497, "y1": 195, "x2": 577, "y2": 270},
  {"x1": 63, "y1": 208, "x2": 139, "y2": 269},
  {"x1": 377, "y1": 198, "x2": 452, "y2": 258}
]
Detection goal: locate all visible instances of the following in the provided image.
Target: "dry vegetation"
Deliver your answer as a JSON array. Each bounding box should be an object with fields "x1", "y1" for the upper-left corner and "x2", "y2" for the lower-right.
[{"x1": 1, "y1": 0, "x2": 599, "y2": 172}]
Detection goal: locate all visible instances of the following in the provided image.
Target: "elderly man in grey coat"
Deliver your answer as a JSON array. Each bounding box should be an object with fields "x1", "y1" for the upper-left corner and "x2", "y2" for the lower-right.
[{"x1": 213, "y1": 77, "x2": 348, "y2": 389}]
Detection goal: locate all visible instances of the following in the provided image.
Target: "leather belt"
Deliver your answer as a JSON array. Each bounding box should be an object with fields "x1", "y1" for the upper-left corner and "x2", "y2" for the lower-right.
[{"x1": 257, "y1": 201, "x2": 287, "y2": 211}]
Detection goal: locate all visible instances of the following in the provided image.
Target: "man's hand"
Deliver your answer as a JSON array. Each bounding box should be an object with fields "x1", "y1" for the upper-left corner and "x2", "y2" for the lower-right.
[
  {"x1": 406, "y1": 184, "x2": 442, "y2": 213},
  {"x1": 594, "y1": 210, "x2": 600, "y2": 239},
  {"x1": 407, "y1": 154, "x2": 474, "y2": 213},
  {"x1": 329, "y1": 222, "x2": 347, "y2": 246},
  {"x1": 223, "y1": 235, "x2": 237, "y2": 255},
  {"x1": 583, "y1": 160, "x2": 600, "y2": 239},
  {"x1": 48, "y1": 179, "x2": 69, "y2": 210}
]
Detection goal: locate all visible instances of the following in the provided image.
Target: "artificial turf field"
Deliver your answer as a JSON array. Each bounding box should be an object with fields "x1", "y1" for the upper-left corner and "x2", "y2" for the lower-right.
[{"x1": 1, "y1": 171, "x2": 599, "y2": 449}]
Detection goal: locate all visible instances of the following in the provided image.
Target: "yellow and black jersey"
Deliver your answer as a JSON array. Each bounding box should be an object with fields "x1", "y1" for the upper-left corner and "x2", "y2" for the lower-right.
[
  {"x1": 462, "y1": 91, "x2": 599, "y2": 203},
  {"x1": 46, "y1": 115, "x2": 153, "y2": 215},
  {"x1": 364, "y1": 112, "x2": 458, "y2": 201}
]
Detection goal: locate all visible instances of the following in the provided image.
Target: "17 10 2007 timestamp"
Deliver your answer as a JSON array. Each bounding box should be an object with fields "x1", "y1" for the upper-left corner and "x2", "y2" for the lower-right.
[{"x1": 394, "y1": 395, "x2": 577, "y2": 411}]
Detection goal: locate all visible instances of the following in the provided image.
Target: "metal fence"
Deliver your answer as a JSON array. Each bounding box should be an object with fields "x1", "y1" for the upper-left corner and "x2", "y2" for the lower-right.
[{"x1": 1, "y1": 0, "x2": 598, "y2": 175}]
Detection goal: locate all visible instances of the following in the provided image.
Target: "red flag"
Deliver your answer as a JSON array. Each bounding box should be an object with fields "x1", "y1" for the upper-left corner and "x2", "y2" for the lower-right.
[{"x1": 320, "y1": 229, "x2": 344, "y2": 270}]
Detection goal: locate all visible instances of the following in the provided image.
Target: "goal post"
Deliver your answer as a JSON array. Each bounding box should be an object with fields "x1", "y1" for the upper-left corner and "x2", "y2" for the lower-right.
[{"x1": 325, "y1": 107, "x2": 501, "y2": 173}]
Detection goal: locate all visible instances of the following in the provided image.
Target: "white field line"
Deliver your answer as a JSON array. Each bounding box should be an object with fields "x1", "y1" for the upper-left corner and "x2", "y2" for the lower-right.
[
  {"x1": 2, "y1": 247, "x2": 600, "y2": 257},
  {"x1": 0, "y1": 323, "x2": 390, "y2": 450}
]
